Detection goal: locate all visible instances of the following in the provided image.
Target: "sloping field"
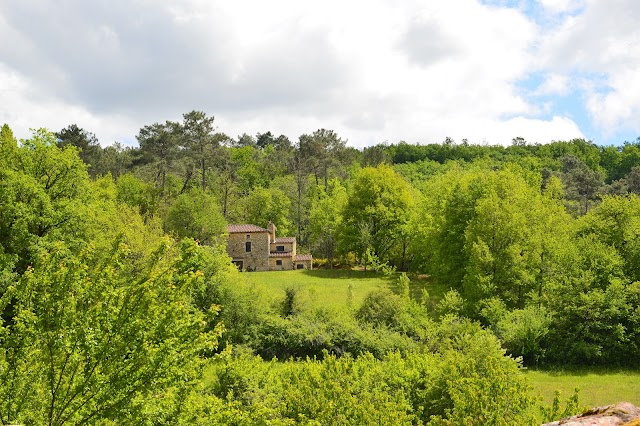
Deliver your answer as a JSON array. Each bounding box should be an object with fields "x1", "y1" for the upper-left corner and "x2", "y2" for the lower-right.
[
  {"x1": 241, "y1": 269, "x2": 448, "y2": 309},
  {"x1": 526, "y1": 369, "x2": 640, "y2": 409}
]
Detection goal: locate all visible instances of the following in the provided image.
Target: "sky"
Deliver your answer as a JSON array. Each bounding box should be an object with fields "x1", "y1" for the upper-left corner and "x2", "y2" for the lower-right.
[{"x1": 0, "y1": 0, "x2": 639, "y2": 149}]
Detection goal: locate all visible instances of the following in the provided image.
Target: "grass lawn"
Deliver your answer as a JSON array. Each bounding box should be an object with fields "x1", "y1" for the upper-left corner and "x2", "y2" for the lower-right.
[
  {"x1": 525, "y1": 368, "x2": 640, "y2": 409},
  {"x1": 241, "y1": 269, "x2": 450, "y2": 309}
]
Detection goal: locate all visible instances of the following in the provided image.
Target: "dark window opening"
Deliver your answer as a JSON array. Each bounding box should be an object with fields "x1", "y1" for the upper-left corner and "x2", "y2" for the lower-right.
[
  {"x1": 246, "y1": 234, "x2": 250, "y2": 239},
  {"x1": 276, "y1": 245, "x2": 285, "y2": 252},
  {"x1": 276, "y1": 259, "x2": 282, "y2": 266},
  {"x1": 245, "y1": 241, "x2": 252, "y2": 252},
  {"x1": 296, "y1": 263, "x2": 304, "y2": 270}
]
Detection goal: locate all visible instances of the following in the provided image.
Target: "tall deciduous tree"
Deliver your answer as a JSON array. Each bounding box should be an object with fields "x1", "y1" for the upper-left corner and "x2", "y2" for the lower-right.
[
  {"x1": 0, "y1": 129, "x2": 90, "y2": 273},
  {"x1": 309, "y1": 179, "x2": 347, "y2": 266},
  {"x1": 244, "y1": 186, "x2": 292, "y2": 235},
  {"x1": 339, "y1": 165, "x2": 414, "y2": 266},
  {"x1": 0, "y1": 238, "x2": 221, "y2": 425},
  {"x1": 165, "y1": 189, "x2": 226, "y2": 245}
]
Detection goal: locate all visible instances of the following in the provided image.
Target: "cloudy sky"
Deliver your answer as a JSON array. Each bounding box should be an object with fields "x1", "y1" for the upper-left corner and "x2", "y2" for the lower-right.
[{"x1": 1, "y1": 0, "x2": 639, "y2": 148}]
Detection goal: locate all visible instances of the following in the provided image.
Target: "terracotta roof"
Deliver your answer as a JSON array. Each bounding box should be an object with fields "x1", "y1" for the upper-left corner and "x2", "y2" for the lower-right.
[
  {"x1": 294, "y1": 254, "x2": 313, "y2": 261},
  {"x1": 274, "y1": 237, "x2": 296, "y2": 243},
  {"x1": 228, "y1": 224, "x2": 268, "y2": 233},
  {"x1": 269, "y1": 252, "x2": 292, "y2": 258}
]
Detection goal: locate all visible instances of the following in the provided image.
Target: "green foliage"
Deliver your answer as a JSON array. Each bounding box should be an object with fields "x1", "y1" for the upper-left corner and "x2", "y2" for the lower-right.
[
  {"x1": 495, "y1": 306, "x2": 551, "y2": 364},
  {"x1": 435, "y1": 290, "x2": 464, "y2": 318},
  {"x1": 0, "y1": 129, "x2": 91, "y2": 272},
  {"x1": 308, "y1": 179, "x2": 347, "y2": 264},
  {"x1": 244, "y1": 186, "x2": 292, "y2": 235},
  {"x1": 397, "y1": 272, "x2": 411, "y2": 299},
  {"x1": 164, "y1": 189, "x2": 226, "y2": 244},
  {"x1": 339, "y1": 165, "x2": 414, "y2": 266},
  {"x1": 280, "y1": 286, "x2": 303, "y2": 317},
  {"x1": 356, "y1": 289, "x2": 407, "y2": 329},
  {"x1": 0, "y1": 238, "x2": 221, "y2": 425},
  {"x1": 116, "y1": 173, "x2": 158, "y2": 217},
  {"x1": 205, "y1": 329, "x2": 539, "y2": 425},
  {"x1": 540, "y1": 389, "x2": 581, "y2": 423}
]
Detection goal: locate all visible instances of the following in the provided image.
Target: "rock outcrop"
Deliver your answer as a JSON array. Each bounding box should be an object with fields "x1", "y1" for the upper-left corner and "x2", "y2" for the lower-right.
[{"x1": 542, "y1": 402, "x2": 640, "y2": 426}]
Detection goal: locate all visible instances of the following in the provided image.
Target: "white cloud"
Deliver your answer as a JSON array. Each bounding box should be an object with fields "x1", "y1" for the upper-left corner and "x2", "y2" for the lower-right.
[
  {"x1": 537, "y1": 0, "x2": 640, "y2": 136},
  {"x1": 537, "y1": 0, "x2": 584, "y2": 15},
  {"x1": 0, "y1": 0, "x2": 589, "y2": 147},
  {"x1": 534, "y1": 74, "x2": 571, "y2": 96}
]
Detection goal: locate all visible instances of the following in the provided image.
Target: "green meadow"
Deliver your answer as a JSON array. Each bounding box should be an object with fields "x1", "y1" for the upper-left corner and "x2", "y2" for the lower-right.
[
  {"x1": 526, "y1": 369, "x2": 640, "y2": 409},
  {"x1": 241, "y1": 268, "x2": 449, "y2": 308}
]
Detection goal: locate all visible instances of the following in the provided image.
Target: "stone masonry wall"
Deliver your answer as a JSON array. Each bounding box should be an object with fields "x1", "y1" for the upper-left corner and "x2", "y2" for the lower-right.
[
  {"x1": 227, "y1": 232, "x2": 270, "y2": 271},
  {"x1": 269, "y1": 257, "x2": 293, "y2": 271}
]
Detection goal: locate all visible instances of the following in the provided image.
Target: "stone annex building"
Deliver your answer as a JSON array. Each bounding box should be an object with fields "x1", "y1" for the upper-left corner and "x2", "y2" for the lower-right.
[{"x1": 226, "y1": 222, "x2": 313, "y2": 271}]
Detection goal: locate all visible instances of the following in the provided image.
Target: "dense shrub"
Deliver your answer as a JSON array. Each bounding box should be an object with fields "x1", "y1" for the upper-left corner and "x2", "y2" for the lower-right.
[{"x1": 205, "y1": 330, "x2": 539, "y2": 425}]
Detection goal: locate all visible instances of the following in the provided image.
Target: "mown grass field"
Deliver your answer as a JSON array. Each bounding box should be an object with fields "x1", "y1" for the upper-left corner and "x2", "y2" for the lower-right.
[
  {"x1": 526, "y1": 369, "x2": 640, "y2": 409},
  {"x1": 241, "y1": 268, "x2": 449, "y2": 309}
]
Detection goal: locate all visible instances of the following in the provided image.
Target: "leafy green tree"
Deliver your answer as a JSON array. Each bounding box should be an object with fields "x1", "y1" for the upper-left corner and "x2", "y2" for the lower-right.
[
  {"x1": 495, "y1": 306, "x2": 550, "y2": 364},
  {"x1": 462, "y1": 170, "x2": 567, "y2": 308},
  {"x1": 0, "y1": 238, "x2": 221, "y2": 425},
  {"x1": 578, "y1": 195, "x2": 640, "y2": 281},
  {"x1": 309, "y1": 179, "x2": 347, "y2": 266},
  {"x1": 115, "y1": 173, "x2": 158, "y2": 217},
  {"x1": 339, "y1": 165, "x2": 414, "y2": 266},
  {"x1": 561, "y1": 155, "x2": 604, "y2": 215},
  {"x1": 0, "y1": 129, "x2": 91, "y2": 273},
  {"x1": 414, "y1": 165, "x2": 570, "y2": 312},
  {"x1": 164, "y1": 189, "x2": 226, "y2": 245},
  {"x1": 244, "y1": 186, "x2": 292, "y2": 235},
  {"x1": 0, "y1": 123, "x2": 17, "y2": 166}
]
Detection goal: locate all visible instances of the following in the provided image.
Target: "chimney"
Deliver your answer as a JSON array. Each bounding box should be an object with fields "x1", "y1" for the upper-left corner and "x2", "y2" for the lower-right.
[{"x1": 267, "y1": 221, "x2": 276, "y2": 243}]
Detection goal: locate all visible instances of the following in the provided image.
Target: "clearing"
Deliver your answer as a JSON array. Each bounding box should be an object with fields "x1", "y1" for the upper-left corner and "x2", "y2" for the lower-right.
[{"x1": 241, "y1": 269, "x2": 448, "y2": 308}]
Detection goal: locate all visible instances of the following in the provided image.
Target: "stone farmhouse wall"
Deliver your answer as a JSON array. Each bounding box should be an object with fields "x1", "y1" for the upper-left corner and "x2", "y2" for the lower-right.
[
  {"x1": 269, "y1": 256, "x2": 293, "y2": 271},
  {"x1": 227, "y1": 223, "x2": 312, "y2": 271},
  {"x1": 227, "y1": 230, "x2": 269, "y2": 271}
]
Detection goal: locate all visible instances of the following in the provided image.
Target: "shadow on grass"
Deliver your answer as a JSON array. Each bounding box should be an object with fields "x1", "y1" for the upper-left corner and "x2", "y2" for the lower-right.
[{"x1": 527, "y1": 366, "x2": 640, "y2": 377}]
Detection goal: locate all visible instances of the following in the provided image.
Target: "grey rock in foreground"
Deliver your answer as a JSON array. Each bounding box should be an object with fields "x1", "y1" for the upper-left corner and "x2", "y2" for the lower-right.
[{"x1": 542, "y1": 402, "x2": 640, "y2": 425}]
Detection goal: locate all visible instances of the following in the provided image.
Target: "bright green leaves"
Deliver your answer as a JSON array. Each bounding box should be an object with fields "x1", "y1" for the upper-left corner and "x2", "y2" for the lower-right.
[
  {"x1": 339, "y1": 165, "x2": 415, "y2": 265},
  {"x1": 0, "y1": 129, "x2": 91, "y2": 273},
  {"x1": 0, "y1": 238, "x2": 221, "y2": 425},
  {"x1": 309, "y1": 179, "x2": 347, "y2": 265},
  {"x1": 417, "y1": 166, "x2": 571, "y2": 311},
  {"x1": 244, "y1": 186, "x2": 292, "y2": 236},
  {"x1": 165, "y1": 189, "x2": 226, "y2": 245}
]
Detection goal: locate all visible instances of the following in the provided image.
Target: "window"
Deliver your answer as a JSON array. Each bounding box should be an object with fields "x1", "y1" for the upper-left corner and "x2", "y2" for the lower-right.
[
  {"x1": 296, "y1": 263, "x2": 304, "y2": 270},
  {"x1": 276, "y1": 245, "x2": 285, "y2": 252},
  {"x1": 245, "y1": 241, "x2": 251, "y2": 252},
  {"x1": 246, "y1": 234, "x2": 250, "y2": 239},
  {"x1": 276, "y1": 259, "x2": 282, "y2": 266}
]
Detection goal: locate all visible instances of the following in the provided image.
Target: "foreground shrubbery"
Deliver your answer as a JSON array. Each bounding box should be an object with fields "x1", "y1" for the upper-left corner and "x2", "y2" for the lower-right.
[{"x1": 201, "y1": 331, "x2": 540, "y2": 425}]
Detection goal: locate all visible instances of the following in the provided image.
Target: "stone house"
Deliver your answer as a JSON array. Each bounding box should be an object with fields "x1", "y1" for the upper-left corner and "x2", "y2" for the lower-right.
[{"x1": 226, "y1": 222, "x2": 313, "y2": 271}]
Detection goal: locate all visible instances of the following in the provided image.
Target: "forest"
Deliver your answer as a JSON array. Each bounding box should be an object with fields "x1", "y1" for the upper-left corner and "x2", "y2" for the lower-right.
[{"x1": 1, "y1": 111, "x2": 640, "y2": 424}]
